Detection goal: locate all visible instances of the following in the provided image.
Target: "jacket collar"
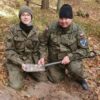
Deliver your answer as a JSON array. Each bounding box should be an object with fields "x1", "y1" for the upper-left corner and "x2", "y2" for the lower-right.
[{"x1": 16, "y1": 24, "x2": 36, "y2": 37}]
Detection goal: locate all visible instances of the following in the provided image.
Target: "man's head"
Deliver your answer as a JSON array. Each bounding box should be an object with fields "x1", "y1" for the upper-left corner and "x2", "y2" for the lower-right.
[
  {"x1": 19, "y1": 5, "x2": 33, "y2": 25},
  {"x1": 58, "y1": 4, "x2": 73, "y2": 28}
]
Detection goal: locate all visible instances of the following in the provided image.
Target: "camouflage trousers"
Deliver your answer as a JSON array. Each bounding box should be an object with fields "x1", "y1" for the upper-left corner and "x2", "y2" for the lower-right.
[
  {"x1": 47, "y1": 60, "x2": 86, "y2": 83},
  {"x1": 6, "y1": 63, "x2": 48, "y2": 90}
]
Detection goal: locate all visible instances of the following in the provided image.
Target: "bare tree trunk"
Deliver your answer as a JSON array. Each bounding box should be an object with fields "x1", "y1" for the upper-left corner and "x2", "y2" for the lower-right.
[
  {"x1": 41, "y1": 0, "x2": 49, "y2": 9},
  {"x1": 96, "y1": 0, "x2": 100, "y2": 3},
  {"x1": 24, "y1": 0, "x2": 31, "y2": 6},
  {"x1": 57, "y1": 0, "x2": 61, "y2": 12}
]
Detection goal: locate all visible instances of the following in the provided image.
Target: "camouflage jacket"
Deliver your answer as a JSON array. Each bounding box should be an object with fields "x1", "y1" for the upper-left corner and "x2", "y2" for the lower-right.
[
  {"x1": 39, "y1": 22, "x2": 89, "y2": 62},
  {"x1": 5, "y1": 24, "x2": 39, "y2": 66}
]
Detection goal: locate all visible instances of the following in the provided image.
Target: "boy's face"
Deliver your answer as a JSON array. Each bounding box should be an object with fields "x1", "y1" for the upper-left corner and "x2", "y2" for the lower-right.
[
  {"x1": 58, "y1": 18, "x2": 72, "y2": 28},
  {"x1": 20, "y1": 12, "x2": 32, "y2": 25}
]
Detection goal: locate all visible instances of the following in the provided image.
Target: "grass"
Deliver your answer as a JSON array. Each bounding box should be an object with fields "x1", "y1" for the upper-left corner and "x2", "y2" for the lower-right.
[
  {"x1": 1, "y1": 8, "x2": 100, "y2": 37},
  {"x1": 17, "y1": 0, "x2": 24, "y2": 4},
  {"x1": 33, "y1": 9, "x2": 57, "y2": 31},
  {"x1": 74, "y1": 17, "x2": 100, "y2": 37}
]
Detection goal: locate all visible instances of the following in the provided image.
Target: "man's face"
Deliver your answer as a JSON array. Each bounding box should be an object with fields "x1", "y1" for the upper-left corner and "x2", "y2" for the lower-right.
[
  {"x1": 20, "y1": 12, "x2": 32, "y2": 25},
  {"x1": 58, "y1": 18, "x2": 72, "y2": 28}
]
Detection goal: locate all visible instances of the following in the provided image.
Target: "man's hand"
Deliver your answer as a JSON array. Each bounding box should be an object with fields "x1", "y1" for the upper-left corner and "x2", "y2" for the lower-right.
[
  {"x1": 62, "y1": 56, "x2": 70, "y2": 65},
  {"x1": 38, "y1": 58, "x2": 45, "y2": 65}
]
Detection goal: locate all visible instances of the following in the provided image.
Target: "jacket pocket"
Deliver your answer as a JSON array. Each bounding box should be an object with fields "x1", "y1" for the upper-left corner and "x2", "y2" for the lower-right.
[
  {"x1": 14, "y1": 37, "x2": 25, "y2": 50},
  {"x1": 61, "y1": 34, "x2": 77, "y2": 51},
  {"x1": 61, "y1": 34, "x2": 76, "y2": 45}
]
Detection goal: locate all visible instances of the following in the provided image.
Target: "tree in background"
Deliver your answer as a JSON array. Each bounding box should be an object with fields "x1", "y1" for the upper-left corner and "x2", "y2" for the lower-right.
[
  {"x1": 24, "y1": 0, "x2": 31, "y2": 6},
  {"x1": 57, "y1": 0, "x2": 62, "y2": 12},
  {"x1": 57, "y1": 0, "x2": 81, "y2": 12},
  {"x1": 41, "y1": 0, "x2": 49, "y2": 9},
  {"x1": 96, "y1": 0, "x2": 100, "y2": 3}
]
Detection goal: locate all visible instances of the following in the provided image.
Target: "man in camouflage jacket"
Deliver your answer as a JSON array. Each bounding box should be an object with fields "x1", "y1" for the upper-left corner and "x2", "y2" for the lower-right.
[
  {"x1": 5, "y1": 5, "x2": 48, "y2": 90},
  {"x1": 38, "y1": 4, "x2": 89, "y2": 90}
]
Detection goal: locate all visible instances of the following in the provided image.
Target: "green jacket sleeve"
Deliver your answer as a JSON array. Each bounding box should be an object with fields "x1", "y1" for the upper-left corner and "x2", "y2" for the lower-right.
[
  {"x1": 39, "y1": 29, "x2": 50, "y2": 60},
  {"x1": 5, "y1": 28, "x2": 24, "y2": 66},
  {"x1": 68, "y1": 25, "x2": 90, "y2": 61}
]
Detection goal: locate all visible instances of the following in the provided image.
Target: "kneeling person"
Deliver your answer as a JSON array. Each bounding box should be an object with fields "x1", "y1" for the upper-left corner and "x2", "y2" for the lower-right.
[
  {"x1": 38, "y1": 4, "x2": 89, "y2": 90},
  {"x1": 5, "y1": 5, "x2": 48, "y2": 90}
]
